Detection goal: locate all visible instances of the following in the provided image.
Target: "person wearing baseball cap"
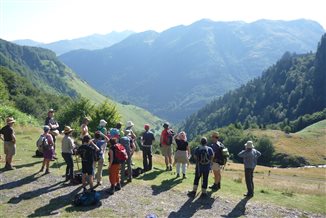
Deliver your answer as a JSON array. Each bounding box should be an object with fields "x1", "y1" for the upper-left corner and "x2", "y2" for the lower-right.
[
  {"x1": 238, "y1": 141, "x2": 261, "y2": 197},
  {"x1": 0, "y1": 117, "x2": 17, "y2": 170}
]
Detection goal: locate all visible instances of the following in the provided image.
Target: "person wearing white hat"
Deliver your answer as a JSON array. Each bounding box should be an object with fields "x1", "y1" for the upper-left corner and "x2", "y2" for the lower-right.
[
  {"x1": 97, "y1": 119, "x2": 108, "y2": 137},
  {"x1": 238, "y1": 140, "x2": 261, "y2": 197},
  {"x1": 0, "y1": 117, "x2": 17, "y2": 170}
]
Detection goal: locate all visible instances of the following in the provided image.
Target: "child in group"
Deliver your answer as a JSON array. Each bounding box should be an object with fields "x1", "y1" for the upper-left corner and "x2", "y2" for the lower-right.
[
  {"x1": 107, "y1": 138, "x2": 123, "y2": 195},
  {"x1": 77, "y1": 135, "x2": 99, "y2": 192},
  {"x1": 188, "y1": 137, "x2": 214, "y2": 198}
]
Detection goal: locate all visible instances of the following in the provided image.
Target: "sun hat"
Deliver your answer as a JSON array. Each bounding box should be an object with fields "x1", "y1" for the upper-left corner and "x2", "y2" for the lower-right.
[
  {"x1": 48, "y1": 108, "x2": 55, "y2": 112},
  {"x1": 63, "y1": 126, "x2": 74, "y2": 134},
  {"x1": 126, "y1": 121, "x2": 134, "y2": 128},
  {"x1": 163, "y1": 122, "x2": 169, "y2": 128},
  {"x1": 43, "y1": 125, "x2": 50, "y2": 132},
  {"x1": 99, "y1": 119, "x2": 107, "y2": 127},
  {"x1": 245, "y1": 141, "x2": 254, "y2": 149},
  {"x1": 211, "y1": 131, "x2": 219, "y2": 138},
  {"x1": 6, "y1": 117, "x2": 16, "y2": 124}
]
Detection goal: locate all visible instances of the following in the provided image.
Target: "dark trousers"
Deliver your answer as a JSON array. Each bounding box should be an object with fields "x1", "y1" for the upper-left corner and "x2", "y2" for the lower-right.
[
  {"x1": 245, "y1": 168, "x2": 254, "y2": 195},
  {"x1": 194, "y1": 168, "x2": 209, "y2": 189},
  {"x1": 142, "y1": 146, "x2": 152, "y2": 171},
  {"x1": 62, "y1": 153, "x2": 74, "y2": 180}
]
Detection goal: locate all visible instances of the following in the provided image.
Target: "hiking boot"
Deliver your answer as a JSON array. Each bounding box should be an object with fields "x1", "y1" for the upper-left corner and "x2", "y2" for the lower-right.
[
  {"x1": 107, "y1": 186, "x2": 115, "y2": 195},
  {"x1": 209, "y1": 183, "x2": 219, "y2": 191},
  {"x1": 176, "y1": 173, "x2": 180, "y2": 178},
  {"x1": 97, "y1": 181, "x2": 102, "y2": 186},
  {"x1": 45, "y1": 169, "x2": 50, "y2": 174},
  {"x1": 244, "y1": 193, "x2": 253, "y2": 198},
  {"x1": 115, "y1": 183, "x2": 121, "y2": 191},
  {"x1": 39, "y1": 167, "x2": 44, "y2": 173},
  {"x1": 166, "y1": 166, "x2": 170, "y2": 171},
  {"x1": 182, "y1": 174, "x2": 187, "y2": 179},
  {"x1": 169, "y1": 165, "x2": 173, "y2": 171},
  {"x1": 187, "y1": 191, "x2": 196, "y2": 197},
  {"x1": 6, "y1": 165, "x2": 15, "y2": 170}
]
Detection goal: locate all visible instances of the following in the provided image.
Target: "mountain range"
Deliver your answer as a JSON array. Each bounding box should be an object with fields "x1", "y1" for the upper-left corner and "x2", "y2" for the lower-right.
[
  {"x1": 59, "y1": 19, "x2": 325, "y2": 122},
  {"x1": 0, "y1": 39, "x2": 162, "y2": 131},
  {"x1": 13, "y1": 31, "x2": 134, "y2": 55},
  {"x1": 180, "y1": 34, "x2": 326, "y2": 139}
]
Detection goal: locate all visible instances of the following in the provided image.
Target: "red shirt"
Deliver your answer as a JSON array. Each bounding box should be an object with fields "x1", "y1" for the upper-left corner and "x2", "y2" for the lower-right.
[{"x1": 161, "y1": 129, "x2": 169, "y2": 145}]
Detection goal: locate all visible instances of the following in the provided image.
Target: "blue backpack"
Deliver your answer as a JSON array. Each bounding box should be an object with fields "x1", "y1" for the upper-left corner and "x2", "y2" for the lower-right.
[{"x1": 73, "y1": 191, "x2": 100, "y2": 206}]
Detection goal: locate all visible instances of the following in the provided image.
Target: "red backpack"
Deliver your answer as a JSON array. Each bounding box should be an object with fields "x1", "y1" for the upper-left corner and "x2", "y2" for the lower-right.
[{"x1": 113, "y1": 143, "x2": 128, "y2": 162}]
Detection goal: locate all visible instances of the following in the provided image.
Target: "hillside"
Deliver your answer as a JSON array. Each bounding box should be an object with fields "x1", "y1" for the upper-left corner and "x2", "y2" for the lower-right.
[
  {"x1": 249, "y1": 120, "x2": 326, "y2": 166},
  {"x1": 59, "y1": 19, "x2": 325, "y2": 122},
  {"x1": 181, "y1": 34, "x2": 326, "y2": 139},
  {"x1": 13, "y1": 31, "x2": 134, "y2": 55},
  {"x1": 0, "y1": 39, "x2": 162, "y2": 131}
]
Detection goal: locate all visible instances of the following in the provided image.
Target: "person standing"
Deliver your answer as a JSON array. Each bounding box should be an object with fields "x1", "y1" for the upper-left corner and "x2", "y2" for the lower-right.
[
  {"x1": 0, "y1": 117, "x2": 17, "y2": 170},
  {"x1": 77, "y1": 135, "x2": 99, "y2": 193},
  {"x1": 174, "y1": 131, "x2": 190, "y2": 179},
  {"x1": 209, "y1": 132, "x2": 225, "y2": 191},
  {"x1": 108, "y1": 138, "x2": 122, "y2": 195},
  {"x1": 188, "y1": 137, "x2": 214, "y2": 198},
  {"x1": 44, "y1": 109, "x2": 59, "y2": 159},
  {"x1": 160, "y1": 122, "x2": 173, "y2": 171},
  {"x1": 238, "y1": 141, "x2": 261, "y2": 197},
  {"x1": 97, "y1": 119, "x2": 108, "y2": 137},
  {"x1": 120, "y1": 130, "x2": 135, "y2": 183},
  {"x1": 61, "y1": 126, "x2": 76, "y2": 183},
  {"x1": 141, "y1": 124, "x2": 155, "y2": 172},
  {"x1": 39, "y1": 125, "x2": 54, "y2": 174},
  {"x1": 80, "y1": 117, "x2": 90, "y2": 141},
  {"x1": 93, "y1": 131, "x2": 109, "y2": 186}
]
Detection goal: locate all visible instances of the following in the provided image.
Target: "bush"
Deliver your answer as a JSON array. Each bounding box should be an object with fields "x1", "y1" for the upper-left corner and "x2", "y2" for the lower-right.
[{"x1": 256, "y1": 137, "x2": 275, "y2": 166}]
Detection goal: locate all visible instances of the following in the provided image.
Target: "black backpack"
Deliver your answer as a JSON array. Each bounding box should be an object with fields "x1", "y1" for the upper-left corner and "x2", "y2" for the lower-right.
[{"x1": 73, "y1": 191, "x2": 100, "y2": 206}]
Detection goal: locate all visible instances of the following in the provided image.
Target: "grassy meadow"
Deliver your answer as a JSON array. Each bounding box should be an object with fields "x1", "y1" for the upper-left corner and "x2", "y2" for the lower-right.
[
  {"x1": 0, "y1": 125, "x2": 325, "y2": 217},
  {"x1": 249, "y1": 120, "x2": 326, "y2": 165}
]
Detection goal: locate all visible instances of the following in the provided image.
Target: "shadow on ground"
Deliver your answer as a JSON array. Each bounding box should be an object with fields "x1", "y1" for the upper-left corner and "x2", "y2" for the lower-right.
[
  {"x1": 168, "y1": 193, "x2": 216, "y2": 217},
  {"x1": 221, "y1": 196, "x2": 252, "y2": 217},
  {"x1": 151, "y1": 176, "x2": 183, "y2": 195}
]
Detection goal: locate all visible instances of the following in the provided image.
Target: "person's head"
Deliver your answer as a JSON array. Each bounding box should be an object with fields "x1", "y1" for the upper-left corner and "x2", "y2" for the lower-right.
[
  {"x1": 43, "y1": 125, "x2": 50, "y2": 133},
  {"x1": 124, "y1": 129, "x2": 132, "y2": 138},
  {"x1": 82, "y1": 135, "x2": 91, "y2": 144},
  {"x1": 109, "y1": 137, "x2": 118, "y2": 146},
  {"x1": 83, "y1": 117, "x2": 90, "y2": 124},
  {"x1": 63, "y1": 126, "x2": 74, "y2": 135},
  {"x1": 48, "y1": 109, "x2": 55, "y2": 117},
  {"x1": 6, "y1": 117, "x2": 16, "y2": 126},
  {"x1": 163, "y1": 122, "x2": 169, "y2": 129},
  {"x1": 178, "y1": 131, "x2": 187, "y2": 141},
  {"x1": 94, "y1": 131, "x2": 101, "y2": 139},
  {"x1": 200, "y1": 137, "x2": 207, "y2": 145},
  {"x1": 99, "y1": 119, "x2": 107, "y2": 127},
  {"x1": 211, "y1": 131, "x2": 219, "y2": 143},
  {"x1": 126, "y1": 121, "x2": 134, "y2": 129},
  {"x1": 144, "y1": 124, "x2": 150, "y2": 131},
  {"x1": 245, "y1": 141, "x2": 254, "y2": 150},
  {"x1": 116, "y1": 122, "x2": 122, "y2": 129}
]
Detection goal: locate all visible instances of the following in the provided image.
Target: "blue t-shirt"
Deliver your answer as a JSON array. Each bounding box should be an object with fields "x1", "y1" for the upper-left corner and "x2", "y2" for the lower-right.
[
  {"x1": 194, "y1": 145, "x2": 214, "y2": 172},
  {"x1": 142, "y1": 131, "x2": 155, "y2": 145},
  {"x1": 95, "y1": 139, "x2": 106, "y2": 156}
]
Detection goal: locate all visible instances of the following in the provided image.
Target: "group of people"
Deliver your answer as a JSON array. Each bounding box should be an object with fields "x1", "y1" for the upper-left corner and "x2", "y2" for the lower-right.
[{"x1": 1, "y1": 110, "x2": 261, "y2": 198}]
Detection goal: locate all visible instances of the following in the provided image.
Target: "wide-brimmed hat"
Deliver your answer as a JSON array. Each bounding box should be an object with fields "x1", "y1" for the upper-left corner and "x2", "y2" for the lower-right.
[
  {"x1": 126, "y1": 121, "x2": 134, "y2": 128},
  {"x1": 245, "y1": 141, "x2": 254, "y2": 149},
  {"x1": 6, "y1": 117, "x2": 16, "y2": 124},
  {"x1": 99, "y1": 119, "x2": 107, "y2": 126},
  {"x1": 63, "y1": 126, "x2": 74, "y2": 134},
  {"x1": 48, "y1": 108, "x2": 55, "y2": 113},
  {"x1": 211, "y1": 131, "x2": 219, "y2": 138}
]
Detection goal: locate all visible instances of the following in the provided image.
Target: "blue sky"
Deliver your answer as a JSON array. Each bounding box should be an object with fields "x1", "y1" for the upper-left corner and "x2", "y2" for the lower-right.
[{"x1": 1, "y1": 0, "x2": 325, "y2": 43}]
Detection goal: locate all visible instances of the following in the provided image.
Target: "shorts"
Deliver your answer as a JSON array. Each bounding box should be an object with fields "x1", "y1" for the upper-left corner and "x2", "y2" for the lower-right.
[
  {"x1": 161, "y1": 145, "x2": 173, "y2": 157},
  {"x1": 211, "y1": 162, "x2": 223, "y2": 171},
  {"x1": 4, "y1": 141, "x2": 16, "y2": 156},
  {"x1": 82, "y1": 162, "x2": 94, "y2": 175}
]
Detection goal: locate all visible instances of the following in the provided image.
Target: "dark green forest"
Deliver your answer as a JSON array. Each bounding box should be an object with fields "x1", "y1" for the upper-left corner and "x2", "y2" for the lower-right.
[{"x1": 181, "y1": 34, "x2": 326, "y2": 139}]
